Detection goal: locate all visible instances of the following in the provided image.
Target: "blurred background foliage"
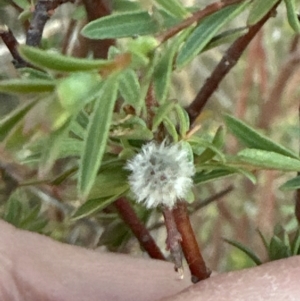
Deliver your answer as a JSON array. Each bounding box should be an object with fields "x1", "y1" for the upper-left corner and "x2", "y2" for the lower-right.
[{"x1": 0, "y1": 0, "x2": 300, "y2": 273}]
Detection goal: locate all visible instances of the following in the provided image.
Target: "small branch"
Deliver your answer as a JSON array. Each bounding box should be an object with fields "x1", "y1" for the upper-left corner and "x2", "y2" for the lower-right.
[
  {"x1": 187, "y1": 2, "x2": 280, "y2": 125},
  {"x1": 114, "y1": 197, "x2": 165, "y2": 260},
  {"x1": 82, "y1": 0, "x2": 115, "y2": 59},
  {"x1": 162, "y1": 206, "x2": 183, "y2": 274},
  {"x1": 173, "y1": 201, "x2": 210, "y2": 283},
  {"x1": 157, "y1": 0, "x2": 246, "y2": 43},
  {"x1": 26, "y1": 0, "x2": 74, "y2": 47},
  {"x1": 0, "y1": 26, "x2": 29, "y2": 68},
  {"x1": 148, "y1": 186, "x2": 234, "y2": 231},
  {"x1": 191, "y1": 185, "x2": 234, "y2": 213}
]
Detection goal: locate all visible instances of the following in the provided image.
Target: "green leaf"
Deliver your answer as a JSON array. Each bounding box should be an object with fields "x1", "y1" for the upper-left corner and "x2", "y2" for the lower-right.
[
  {"x1": 163, "y1": 116, "x2": 178, "y2": 142},
  {"x1": 4, "y1": 196, "x2": 22, "y2": 225},
  {"x1": 18, "y1": 45, "x2": 114, "y2": 72},
  {"x1": 190, "y1": 136, "x2": 225, "y2": 163},
  {"x1": 176, "y1": 1, "x2": 250, "y2": 68},
  {"x1": 174, "y1": 104, "x2": 190, "y2": 137},
  {"x1": 113, "y1": 0, "x2": 141, "y2": 12},
  {"x1": 19, "y1": 67, "x2": 52, "y2": 80},
  {"x1": 110, "y1": 124, "x2": 154, "y2": 140},
  {"x1": 0, "y1": 79, "x2": 55, "y2": 94},
  {"x1": 88, "y1": 167, "x2": 129, "y2": 199},
  {"x1": 153, "y1": 44, "x2": 176, "y2": 104},
  {"x1": 78, "y1": 75, "x2": 119, "y2": 199},
  {"x1": 119, "y1": 69, "x2": 141, "y2": 107},
  {"x1": 291, "y1": 229, "x2": 300, "y2": 255},
  {"x1": 194, "y1": 169, "x2": 235, "y2": 184},
  {"x1": 237, "y1": 149, "x2": 300, "y2": 171},
  {"x1": 0, "y1": 99, "x2": 38, "y2": 142},
  {"x1": 247, "y1": 0, "x2": 279, "y2": 26},
  {"x1": 81, "y1": 10, "x2": 159, "y2": 39},
  {"x1": 224, "y1": 238, "x2": 262, "y2": 265},
  {"x1": 12, "y1": 0, "x2": 29, "y2": 9},
  {"x1": 202, "y1": 27, "x2": 248, "y2": 52},
  {"x1": 152, "y1": 100, "x2": 176, "y2": 131},
  {"x1": 38, "y1": 120, "x2": 72, "y2": 177},
  {"x1": 154, "y1": 29, "x2": 191, "y2": 104},
  {"x1": 72, "y1": 193, "x2": 126, "y2": 220},
  {"x1": 268, "y1": 235, "x2": 291, "y2": 260},
  {"x1": 284, "y1": 0, "x2": 300, "y2": 33},
  {"x1": 57, "y1": 72, "x2": 102, "y2": 111},
  {"x1": 57, "y1": 138, "x2": 83, "y2": 158},
  {"x1": 154, "y1": 0, "x2": 188, "y2": 18},
  {"x1": 225, "y1": 114, "x2": 298, "y2": 158},
  {"x1": 280, "y1": 176, "x2": 300, "y2": 191},
  {"x1": 194, "y1": 126, "x2": 225, "y2": 164}
]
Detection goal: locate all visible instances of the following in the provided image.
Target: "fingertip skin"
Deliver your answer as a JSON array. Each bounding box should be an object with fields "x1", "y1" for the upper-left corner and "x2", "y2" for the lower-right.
[
  {"x1": 158, "y1": 256, "x2": 300, "y2": 301},
  {"x1": 0, "y1": 220, "x2": 191, "y2": 301}
]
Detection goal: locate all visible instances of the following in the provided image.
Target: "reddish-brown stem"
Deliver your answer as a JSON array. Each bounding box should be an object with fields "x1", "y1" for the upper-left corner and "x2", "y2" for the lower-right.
[
  {"x1": 187, "y1": 2, "x2": 280, "y2": 125},
  {"x1": 82, "y1": 0, "x2": 115, "y2": 58},
  {"x1": 162, "y1": 206, "x2": 183, "y2": 272},
  {"x1": 0, "y1": 26, "x2": 28, "y2": 68},
  {"x1": 148, "y1": 186, "x2": 233, "y2": 231},
  {"x1": 158, "y1": 0, "x2": 246, "y2": 43},
  {"x1": 173, "y1": 201, "x2": 210, "y2": 283},
  {"x1": 114, "y1": 197, "x2": 165, "y2": 260}
]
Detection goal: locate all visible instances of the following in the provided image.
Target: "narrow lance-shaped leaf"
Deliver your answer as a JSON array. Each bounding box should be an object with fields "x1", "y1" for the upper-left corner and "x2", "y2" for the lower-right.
[
  {"x1": 280, "y1": 176, "x2": 300, "y2": 191},
  {"x1": 88, "y1": 166, "x2": 129, "y2": 199},
  {"x1": 247, "y1": 0, "x2": 280, "y2": 26},
  {"x1": 72, "y1": 192, "x2": 127, "y2": 220},
  {"x1": 38, "y1": 120, "x2": 72, "y2": 178},
  {"x1": 224, "y1": 238, "x2": 262, "y2": 265},
  {"x1": 174, "y1": 104, "x2": 190, "y2": 137},
  {"x1": 81, "y1": 10, "x2": 159, "y2": 40},
  {"x1": 176, "y1": 1, "x2": 250, "y2": 68},
  {"x1": 237, "y1": 149, "x2": 300, "y2": 171},
  {"x1": 0, "y1": 99, "x2": 38, "y2": 142},
  {"x1": 154, "y1": 28, "x2": 191, "y2": 104},
  {"x1": 194, "y1": 126, "x2": 225, "y2": 164},
  {"x1": 225, "y1": 114, "x2": 298, "y2": 158},
  {"x1": 268, "y1": 235, "x2": 291, "y2": 260},
  {"x1": 202, "y1": 27, "x2": 248, "y2": 52},
  {"x1": 153, "y1": 0, "x2": 188, "y2": 18},
  {"x1": 12, "y1": 0, "x2": 29, "y2": 9},
  {"x1": 18, "y1": 45, "x2": 114, "y2": 72},
  {"x1": 0, "y1": 79, "x2": 55, "y2": 94},
  {"x1": 284, "y1": 0, "x2": 300, "y2": 33},
  {"x1": 163, "y1": 116, "x2": 178, "y2": 142},
  {"x1": 78, "y1": 75, "x2": 119, "y2": 199},
  {"x1": 119, "y1": 69, "x2": 140, "y2": 108},
  {"x1": 194, "y1": 169, "x2": 235, "y2": 184},
  {"x1": 152, "y1": 100, "x2": 176, "y2": 131}
]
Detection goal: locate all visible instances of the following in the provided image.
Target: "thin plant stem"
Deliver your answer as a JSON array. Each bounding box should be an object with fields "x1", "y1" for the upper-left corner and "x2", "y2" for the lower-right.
[
  {"x1": 173, "y1": 201, "x2": 211, "y2": 283},
  {"x1": 26, "y1": 0, "x2": 74, "y2": 47},
  {"x1": 157, "y1": 0, "x2": 247, "y2": 44},
  {"x1": 187, "y1": 1, "x2": 280, "y2": 125},
  {"x1": 149, "y1": 185, "x2": 234, "y2": 231},
  {"x1": 114, "y1": 197, "x2": 165, "y2": 260},
  {"x1": 0, "y1": 26, "x2": 29, "y2": 68},
  {"x1": 162, "y1": 206, "x2": 183, "y2": 274}
]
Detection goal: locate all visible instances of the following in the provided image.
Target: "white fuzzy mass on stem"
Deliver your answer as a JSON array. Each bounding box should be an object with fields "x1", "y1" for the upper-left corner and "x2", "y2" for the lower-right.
[{"x1": 126, "y1": 141, "x2": 195, "y2": 209}]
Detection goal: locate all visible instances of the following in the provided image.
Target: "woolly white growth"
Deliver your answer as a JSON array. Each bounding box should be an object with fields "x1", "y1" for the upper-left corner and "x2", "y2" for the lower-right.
[{"x1": 126, "y1": 141, "x2": 195, "y2": 209}]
